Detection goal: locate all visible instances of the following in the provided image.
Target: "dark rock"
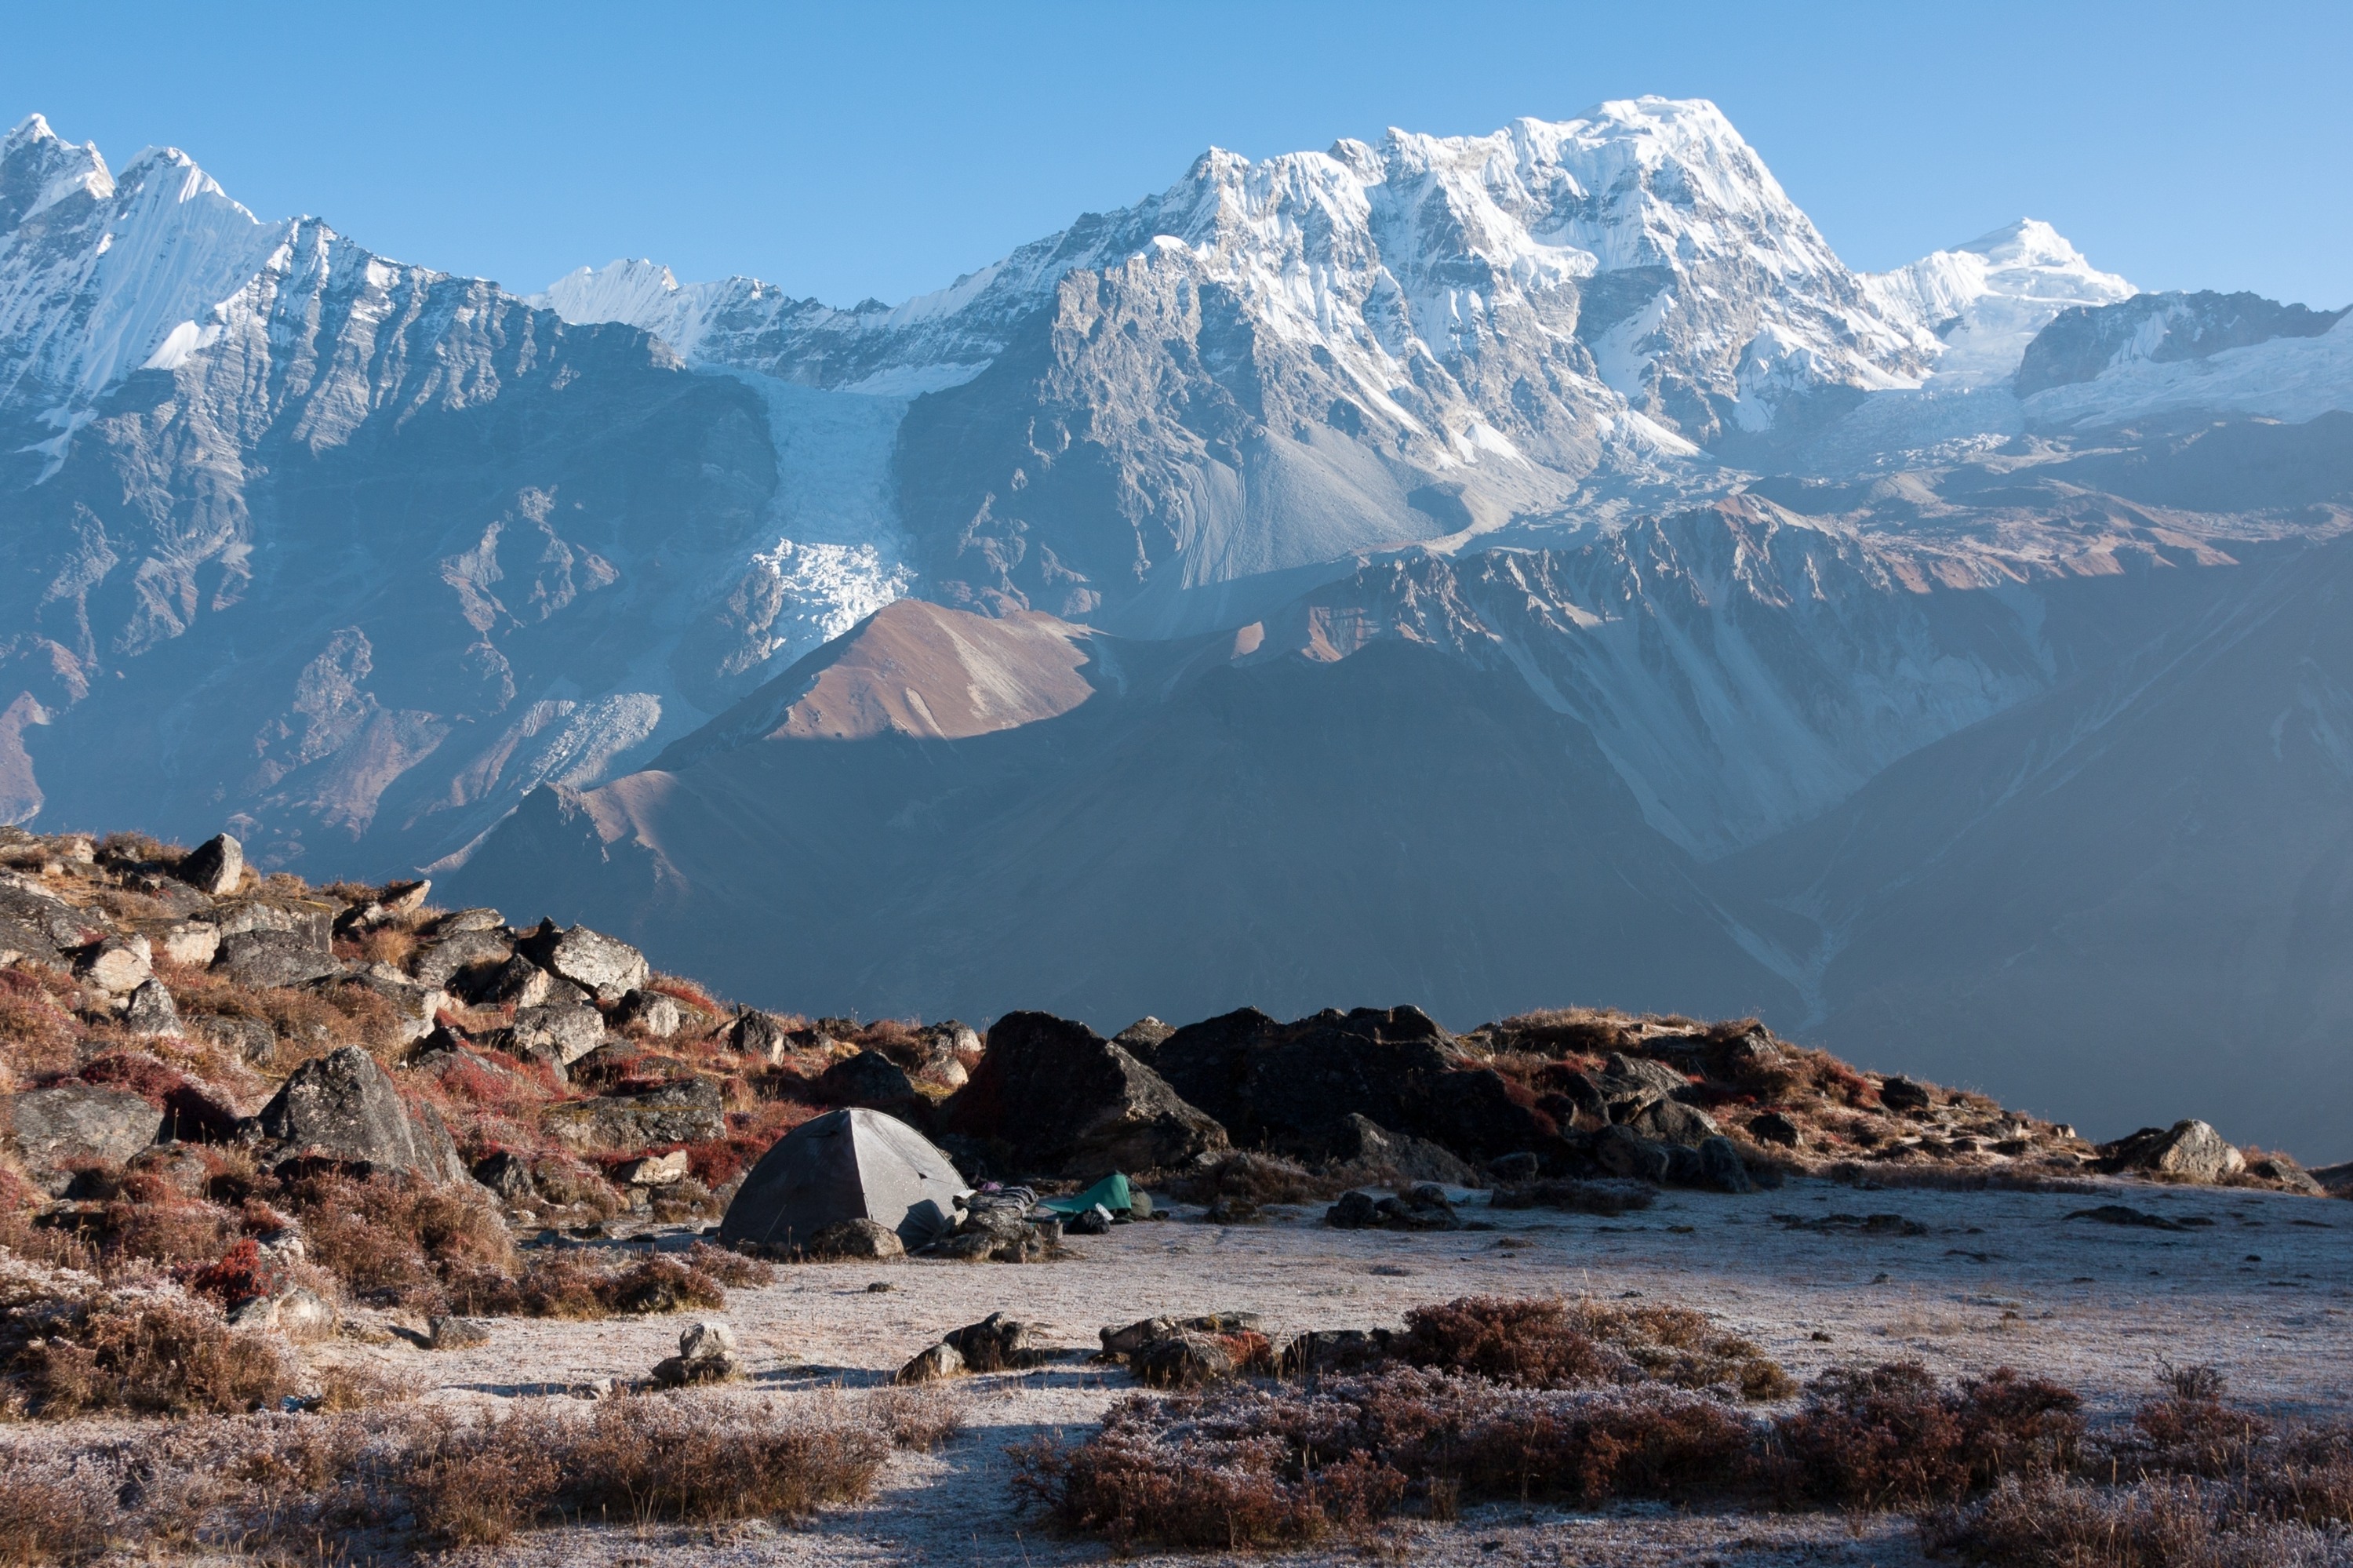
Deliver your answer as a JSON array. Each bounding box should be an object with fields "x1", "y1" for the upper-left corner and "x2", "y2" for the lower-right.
[
  {"x1": 253, "y1": 1046, "x2": 466, "y2": 1182},
  {"x1": 215, "y1": 930, "x2": 343, "y2": 988},
  {"x1": 472, "y1": 1149, "x2": 537, "y2": 1201},
  {"x1": 189, "y1": 1013, "x2": 276, "y2": 1065},
  {"x1": 2068, "y1": 1204, "x2": 2191, "y2": 1231},
  {"x1": 1603, "y1": 1053, "x2": 1690, "y2": 1099},
  {"x1": 941, "y1": 1012, "x2": 1226, "y2": 1178},
  {"x1": 515, "y1": 920, "x2": 650, "y2": 1002},
  {"x1": 729, "y1": 1010, "x2": 795, "y2": 1062},
  {"x1": 1591, "y1": 1124, "x2": 1671, "y2": 1184},
  {"x1": 176, "y1": 833, "x2": 245, "y2": 897},
  {"x1": 1778, "y1": 1212, "x2": 1927, "y2": 1236},
  {"x1": 1147, "y1": 1006, "x2": 1457, "y2": 1154},
  {"x1": 1487, "y1": 1151, "x2": 1540, "y2": 1183},
  {"x1": 1323, "y1": 1184, "x2": 1459, "y2": 1231},
  {"x1": 2097, "y1": 1120, "x2": 2246, "y2": 1182},
  {"x1": 542, "y1": 1078, "x2": 726, "y2": 1151},
  {"x1": 1664, "y1": 1144, "x2": 1707, "y2": 1185},
  {"x1": 2, "y1": 1084, "x2": 162, "y2": 1178},
  {"x1": 1747, "y1": 1111, "x2": 1802, "y2": 1147},
  {"x1": 1323, "y1": 1190, "x2": 1383, "y2": 1229},
  {"x1": 1696, "y1": 1136, "x2": 1753, "y2": 1193},
  {"x1": 1625, "y1": 1097, "x2": 1722, "y2": 1149},
  {"x1": 463, "y1": 954, "x2": 553, "y2": 1007},
  {"x1": 1545, "y1": 1069, "x2": 1606, "y2": 1119},
  {"x1": 1429, "y1": 1068, "x2": 1558, "y2": 1159},
  {"x1": 1279, "y1": 1327, "x2": 1397, "y2": 1378},
  {"x1": 1712, "y1": 1025, "x2": 1785, "y2": 1081},
  {"x1": 944, "y1": 1312, "x2": 1045, "y2": 1371},
  {"x1": 652, "y1": 1320, "x2": 742, "y2": 1385},
  {"x1": 806, "y1": 1217, "x2": 907, "y2": 1260},
  {"x1": 1878, "y1": 1076, "x2": 1933, "y2": 1114},
  {"x1": 1325, "y1": 1112, "x2": 1477, "y2": 1185},
  {"x1": 427, "y1": 1315, "x2": 491, "y2": 1349},
  {"x1": 1064, "y1": 1202, "x2": 1113, "y2": 1235},
  {"x1": 816, "y1": 1049, "x2": 918, "y2": 1109}
]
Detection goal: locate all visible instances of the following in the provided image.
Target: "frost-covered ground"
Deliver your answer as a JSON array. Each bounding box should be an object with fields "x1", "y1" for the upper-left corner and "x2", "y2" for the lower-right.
[{"x1": 278, "y1": 1174, "x2": 2353, "y2": 1566}]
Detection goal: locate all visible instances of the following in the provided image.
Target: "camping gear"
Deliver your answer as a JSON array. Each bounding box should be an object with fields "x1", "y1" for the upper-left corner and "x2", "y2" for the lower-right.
[
  {"x1": 718, "y1": 1108, "x2": 970, "y2": 1251},
  {"x1": 1035, "y1": 1171, "x2": 1133, "y2": 1218}
]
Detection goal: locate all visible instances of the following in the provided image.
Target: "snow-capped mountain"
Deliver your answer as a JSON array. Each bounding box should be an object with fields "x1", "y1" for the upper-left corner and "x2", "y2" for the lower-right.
[{"x1": 1862, "y1": 218, "x2": 2136, "y2": 389}]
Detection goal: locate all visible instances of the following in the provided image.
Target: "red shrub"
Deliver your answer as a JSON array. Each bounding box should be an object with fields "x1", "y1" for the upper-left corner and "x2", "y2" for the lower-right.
[{"x1": 180, "y1": 1238, "x2": 283, "y2": 1306}]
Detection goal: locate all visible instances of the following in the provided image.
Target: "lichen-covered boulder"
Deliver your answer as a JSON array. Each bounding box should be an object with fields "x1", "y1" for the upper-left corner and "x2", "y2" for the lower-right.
[
  {"x1": 253, "y1": 1046, "x2": 465, "y2": 1182},
  {"x1": 515, "y1": 920, "x2": 649, "y2": 1002}
]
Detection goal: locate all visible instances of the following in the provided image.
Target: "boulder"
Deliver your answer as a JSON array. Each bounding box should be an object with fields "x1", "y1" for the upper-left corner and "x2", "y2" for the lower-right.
[
  {"x1": 78, "y1": 935, "x2": 153, "y2": 996},
  {"x1": 155, "y1": 922, "x2": 220, "y2": 966},
  {"x1": 1, "y1": 1083, "x2": 162, "y2": 1172},
  {"x1": 2245, "y1": 1155, "x2": 2326, "y2": 1195},
  {"x1": 1429, "y1": 1068, "x2": 1558, "y2": 1159},
  {"x1": 463, "y1": 955, "x2": 555, "y2": 1007},
  {"x1": 432, "y1": 908, "x2": 506, "y2": 936},
  {"x1": 122, "y1": 979, "x2": 183, "y2": 1037},
  {"x1": 1591, "y1": 1124, "x2": 1672, "y2": 1184},
  {"x1": 1322, "y1": 1184, "x2": 1460, "y2": 1231},
  {"x1": 614, "y1": 989, "x2": 682, "y2": 1038},
  {"x1": 213, "y1": 900, "x2": 333, "y2": 950},
  {"x1": 515, "y1": 921, "x2": 649, "y2": 1002},
  {"x1": 347, "y1": 965, "x2": 450, "y2": 1043},
  {"x1": 942, "y1": 1012, "x2": 1226, "y2": 1178},
  {"x1": 944, "y1": 1312, "x2": 1043, "y2": 1372},
  {"x1": 215, "y1": 930, "x2": 343, "y2": 989},
  {"x1": 471, "y1": 1149, "x2": 537, "y2": 1201},
  {"x1": 1747, "y1": 1111, "x2": 1802, "y2": 1147},
  {"x1": 2099, "y1": 1120, "x2": 2246, "y2": 1182},
  {"x1": 653, "y1": 1320, "x2": 744, "y2": 1386},
  {"x1": 1325, "y1": 1112, "x2": 1476, "y2": 1186},
  {"x1": 190, "y1": 1013, "x2": 275, "y2": 1065},
  {"x1": 896, "y1": 1341, "x2": 965, "y2": 1384},
  {"x1": 886, "y1": 1021, "x2": 977, "y2": 1088},
  {"x1": 816, "y1": 1049, "x2": 918, "y2": 1109},
  {"x1": 429, "y1": 1315, "x2": 492, "y2": 1350},
  {"x1": 507, "y1": 1003, "x2": 606, "y2": 1065},
  {"x1": 1878, "y1": 1076, "x2": 1934, "y2": 1114},
  {"x1": 1696, "y1": 1136, "x2": 1754, "y2": 1193},
  {"x1": 1133, "y1": 1333, "x2": 1236, "y2": 1388},
  {"x1": 1487, "y1": 1151, "x2": 1540, "y2": 1184},
  {"x1": 252, "y1": 1046, "x2": 466, "y2": 1182},
  {"x1": 410, "y1": 928, "x2": 514, "y2": 989},
  {"x1": 728, "y1": 1010, "x2": 795, "y2": 1062},
  {"x1": 806, "y1": 1217, "x2": 907, "y2": 1260},
  {"x1": 1625, "y1": 1098, "x2": 1722, "y2": 1149},
  {"x1": 542, "y1": 1079, "x2": 726, "y2": 1151},
  {"x1": 176, "y1": 833, "x2": 245, "y2": 897},
  {"x1": 1603, "y1": 1053, "x2": 1691, "y2": 1100}
]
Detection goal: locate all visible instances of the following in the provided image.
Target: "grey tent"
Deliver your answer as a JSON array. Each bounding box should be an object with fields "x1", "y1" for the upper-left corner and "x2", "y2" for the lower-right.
[{"x1": 718, "y1": 1108, "x2": 969, "y2": 1251}]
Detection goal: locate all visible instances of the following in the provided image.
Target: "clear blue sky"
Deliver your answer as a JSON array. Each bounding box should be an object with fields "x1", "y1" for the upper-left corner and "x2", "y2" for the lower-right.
[{"x1": 6, "y1": 1, "x2": 2348, "y2": 310}]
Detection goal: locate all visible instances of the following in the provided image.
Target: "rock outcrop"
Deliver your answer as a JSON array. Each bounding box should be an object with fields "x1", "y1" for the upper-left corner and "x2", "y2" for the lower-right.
[{"x1": 943, "y1": 1011, "x2": 1225, "y2": 1177}]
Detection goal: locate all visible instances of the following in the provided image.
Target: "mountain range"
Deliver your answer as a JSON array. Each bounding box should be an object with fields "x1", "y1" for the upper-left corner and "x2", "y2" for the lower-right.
[{"x1": 2, "y1": 101, "x2": 2349, "y2": 1153}]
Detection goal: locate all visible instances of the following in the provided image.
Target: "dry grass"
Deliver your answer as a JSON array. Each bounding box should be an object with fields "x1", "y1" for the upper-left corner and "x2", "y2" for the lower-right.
[
  {"x1": 1373, "y1": 1294, "x2": 1795, "y2": 1401},
  {"x1": 867, "y1": 1384, "x2": 969, "y2": 1450},
  {"x1": 2, "y1": 1290, "x2": 304, "y2": 1417}
]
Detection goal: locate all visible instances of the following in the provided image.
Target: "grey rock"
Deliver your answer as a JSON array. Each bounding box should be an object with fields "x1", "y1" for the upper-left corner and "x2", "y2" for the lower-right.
[
  {"x1": 612, "y1": 1150, "x2": 690, "y2": 1186},
  {"x1": 542, "y1": 1078, "x2": 726, "y2": 1151},
  {"x1": 2099, "y1": 1119, "x2": 2246, "y2": 1182},
  {"x1": 410, "y1": 928, "x2": 514, "y2": 989},
  {"x1": 1604, "y1": 1054, "x2": 1692, "y2": 1099},
  {"x1": 678, "y1": 1319, "x2": 736, "y2": 1361},
  {"x1": 1625, "y1": 1097, "x2": 1722, "y2": 1149},
  {"x1": 432, "y1": 908, "x2": 506, "y2": 936},
  {"x1": 1111, "y1": 1017, "x2": 1174, "y2": 1053},
  {"x1": 177, "y1": 834, "x2": 244, "y2": 897},
  {"x1": 2245, "y1": 1155, "x2": 2326, "y2": 1195},
  {"x1": 1326, "y1": 1112, "x2": 1477, "y2": 1186},
  {"x1": 347, "y1": 964, "x2": 449, "y2": 1043},
  {"x1": 190, "y1": 1013, "x2": 276, "y2": 1064},
  {"x1": 806, "y1": 1217, "x2": 905, "y2": 1260},
  {"x1": 212, "y1": 900, "x2": 334, "y2": 951},
  {"x1": 508, "y1": 1002, "x2": 607, "y2": 1065},
  {"x1": 896, "y1": 1341, "x2": 965, "y2": 1384},
  {"x1": 472, "y1": 1149, "x2": 537, "y2": 1201},
  {"x1": 515, "y1": 921, "x2": 649, "y2": 1002},
  {"x1": 122, "y1": 978, "x2": 183, "y2": 1036},
  {"x1": 215, "y1": 930, "x2": 343, "y2": 989},
  {"x1": 428, "y1": 1315, "x2": 492, "y2": 1349},
  {"x1": 1, "y1": 1082, "x2": 162, "y2": 1168},
  {"x1": 78, "y1": 935, "x2": 153, "y2": 995},
  {"x1": 614, "y1": 988, "x2": 682, "y2": 1037},
  {"x1": 1132, "y1": 1332, "x2": 1236, "y2": 1388},
  {"x1": 154, "y1": 921, "x2": 220, "y2": 966},
  {"x1": 253, "y1": 1045, "x2": 466, "y2": 1182}
]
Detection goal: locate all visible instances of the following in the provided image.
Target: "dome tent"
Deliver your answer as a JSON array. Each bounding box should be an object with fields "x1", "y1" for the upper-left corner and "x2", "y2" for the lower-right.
[{"x1": 718, "y1": 1107, "x2": 970, "y2": 1252}]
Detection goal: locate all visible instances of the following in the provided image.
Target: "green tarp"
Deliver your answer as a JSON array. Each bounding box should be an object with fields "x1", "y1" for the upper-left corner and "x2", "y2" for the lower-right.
[{"x1": 1035, "y1": 1172, "x2": 1133, "y2": 1217}]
